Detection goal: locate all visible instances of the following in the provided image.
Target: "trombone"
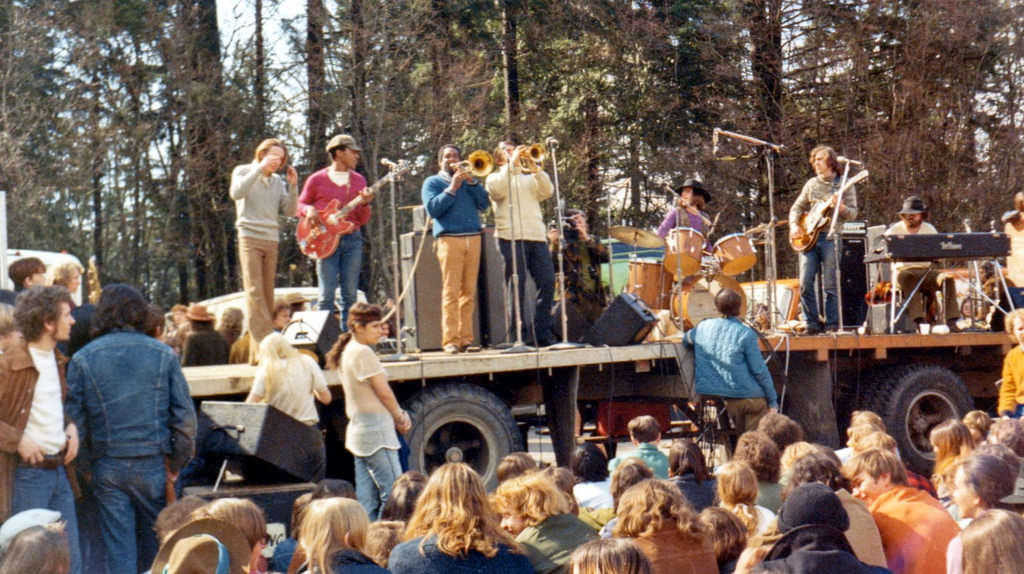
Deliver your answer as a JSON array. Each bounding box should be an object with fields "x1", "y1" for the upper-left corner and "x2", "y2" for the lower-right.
[{"x1": 453, "y1": 149, "x2": 494, "y2": 179}]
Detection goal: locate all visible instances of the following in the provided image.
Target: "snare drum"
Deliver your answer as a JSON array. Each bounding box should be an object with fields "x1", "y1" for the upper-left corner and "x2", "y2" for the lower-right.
[
  {"x1": 663, "y1": 227, "x2": 704, "y2": 278},
  {"x1": 626, "y1": 259, "x2": 674, "y2": 310},
  {"x1": 714, "y1": 233, "x2": 757, "y2": 275},
  {"x1": 672, "y1": 274, "x2": 747, "y2": 328}
]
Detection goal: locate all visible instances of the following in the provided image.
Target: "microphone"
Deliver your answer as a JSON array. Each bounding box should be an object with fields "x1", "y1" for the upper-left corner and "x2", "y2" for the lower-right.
[
  {"x1": 545, "y1": 137, "x2": 559, "y2": 149},
  {"x1": 837, "y1": 156, "x2": 863, "y2": 166},
  {"x1": 381, "y1": 158, "x2": 398, "y2": 168},
  {"x1": 712, "y1": 128, "x2": 720, "y2": 156}
]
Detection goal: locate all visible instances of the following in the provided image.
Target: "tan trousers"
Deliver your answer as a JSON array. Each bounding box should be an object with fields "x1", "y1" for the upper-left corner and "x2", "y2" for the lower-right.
[
  {"x1": 434, "y1": 234, "x2": 482, "y2": 347},
  {"x1": 725, "y1": 397, "x2": 769, "y2": 433},
  {"x1": 238, "y1": 236, "x2": 278, "y2": 348},
  {"x1": 896, "y1": 267, "x2": 958, "y2": 322}
]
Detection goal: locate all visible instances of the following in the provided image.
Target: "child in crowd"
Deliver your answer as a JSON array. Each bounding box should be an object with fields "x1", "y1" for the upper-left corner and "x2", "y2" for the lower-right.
[
  {"x1": 733, "y1": 431, "x2": 783, "y2": 512},
  {"x1": 930, "y1": 419, "x2": 975, "y2": 500},
  {"x1": 593, "y1": 458, "x2": 655, "y2": 536},
  {"x1": 962, "y1": 410, "x2": 991, "y2": 445},
  {"x1": 297, "y1": 498, "x2": 387, "y2": 574},
  {"x1": 608, "y1": 415, "x2": 669, "y2": 478},
  {"x1": 497, "y1": 451, "x2": 538, "y2": 483},
  {"x1": 716, "y1": 460, "x2": 776, "y2": 536},
  {"x1": 698, "y1": 507, "x2": 747, "y2": 574},
  {"x1": 570, "y1": 538, "x2": 653, "y2": 574},
  {"x1": 836, "y1": 410, "x2": 886, "y2": 463},
  {"x1": 571, "y1": 443, "x2": 613, "y2": 511},
  {"x1": 667, "y1": 439, "x2": 716, "y2": 512}
]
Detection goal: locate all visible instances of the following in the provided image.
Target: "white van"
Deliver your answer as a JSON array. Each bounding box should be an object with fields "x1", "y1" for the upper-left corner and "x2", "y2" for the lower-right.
[{"x1": 5, "y1": 249, "x2": 85, "y2": 305}]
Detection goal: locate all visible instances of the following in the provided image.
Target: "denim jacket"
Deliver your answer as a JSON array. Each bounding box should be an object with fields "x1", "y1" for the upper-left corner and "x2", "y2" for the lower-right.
[{"x1": 66, "y1": 330, "x2": 197, "y2": 471}]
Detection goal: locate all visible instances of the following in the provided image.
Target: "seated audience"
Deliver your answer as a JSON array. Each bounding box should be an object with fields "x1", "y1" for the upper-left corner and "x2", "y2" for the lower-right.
[
  {"x1": 364, "y1": 521, "x2": 404, "y2": 568},
  {"x1": 716, "y1": 461, "x2": 775, "y2": 536},
  {"x1": 854, "y1": 430, "x2": 938, "y2": 498},
  {"x1": 961, "y1": 411, "x2": 991, "y2": 446},
  {"x1": 945, "y1": 454, "x2": 1017, "y2": 574},
  {"x1": 698, "y1": 507, "x2": 746, "y2": 574},
  {"x1": 836, "y1": 411, "x2": 886, "y2": 463},
  {"x1": 387, "y1": 462, "x2": 533, "y2": 574},
  {"x1": 540, "y1": 466, "x2": 580, "y2": 515},
  {"x1": 270, "y1": 492, "x2": 312, "y2": 574},
  {"x1": 930, "y1": 419, "x2": 975, "y2": 501},
  {"x1": 150, "y1": 518, "x2": 251, "y2": 574},
  {"x1": 497, "y1": 451, "x2": 538, "y2": 484},
  {"x1": 593, "y1": 458, "x2": 655, "y2": 536},
  {"x1": 608, "y1": 416, "x2": 669, "y2": 479},
  {"x1": 754, "y1": 483, "x2": 890, "y2": 573},
  {"x1": 0, "y1": 524, "x2": 70, "y2": 574},
  {"x1": 613, "y1": 479, "x2": 717, "y2": 574},
  {"x1": 733, "y1": 431, "x2": 783, "y2": 512},
  {"x1": 843, "y1": 448, "x2": 959, "y2": 574},
  {"x1": 778, "y1": 441, "x2": 817, "y2": 487},
  {"x1": 313, "y1": 478, "x2": 358, "y2": 500},
  {"x1": 985, "y1": 417, "x2": 1024, "y2": 458},
  {"x1": 959, "y1": 509, "x2": 1024, "y2": 574},
  {"x1": 191, "y1": 498, "x2": 269, "y2": 574},
  {"x1": 379, "y1": 471, "x2": 428, "y2": 522},
  {"x1": 153, "y1": 496, "x2": 209, "y2": 545},
  {"x1": 756, "y1": 412, "x2": 804, "y2": 453},
  {"x1": 569, "y1": 537, "x2": 653, "y2": 574},
  {"x1": 492, "y1": 471, "x2": 597, "y2": 573},
  {"x1": 571, "y1": 443, "x2": 613, "y2": 511},
  {"x1": 181, "y1": 303, "x2": 229, "y2": 366},
  {"x1": 668, "y1": 439, "x2": 716, "y2": 512},
  {"x1": 297, "y1": 497, "x2": 387, "y2": 574}
]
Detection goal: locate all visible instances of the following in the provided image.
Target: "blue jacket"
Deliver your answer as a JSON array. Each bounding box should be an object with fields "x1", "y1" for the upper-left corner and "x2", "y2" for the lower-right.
[
  {"x1": 66, "y1": 330, "x2": 197, "y2": 471},
  {"x1": 388, "y1": 536, "x2": 534, "y2": 574},
  {"x1": 608, "y1": 442, "x2": 669, "y2": 478},
  {"x1": 422, "y1": 171, "x2": 489, "y2": 237},
  {"x1": 683, "y1": 317, "x2": 777, "y2": 408}
]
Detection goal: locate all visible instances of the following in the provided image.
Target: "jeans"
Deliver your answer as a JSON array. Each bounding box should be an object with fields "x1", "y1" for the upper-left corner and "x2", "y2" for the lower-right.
[
  {"x1": 92, "y1": 456, "x2": 166, "y2": 574},
  {"x1": 799, "y1": 236, "x2": 838, "y2": 329},
  {"x1": 12, "y1": 465, "x2": 81, "y2": 574},
  {"x1": 354, "y1": 447, "x2": 401, "y2": 521},
  {"x1": 499, "y1": 239, "x2": 556, "y2": 344},
  {"x1": 317, "y1": 229, "x2": 363, "y2": 329}
]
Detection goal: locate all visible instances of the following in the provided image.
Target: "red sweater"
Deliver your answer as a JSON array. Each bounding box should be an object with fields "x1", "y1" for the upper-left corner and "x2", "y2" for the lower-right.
[
  {"x1": 868, "y1": 485, "x2": 959, "y2": 574},
  {"x1": 297, "y1": 168, "x2": 371, "y2": 230}
]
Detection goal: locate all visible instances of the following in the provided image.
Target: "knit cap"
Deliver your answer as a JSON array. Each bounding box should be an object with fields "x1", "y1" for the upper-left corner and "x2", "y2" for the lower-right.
[{"x1": 777, "y1": 482, "x2": 849, "y2": 533}]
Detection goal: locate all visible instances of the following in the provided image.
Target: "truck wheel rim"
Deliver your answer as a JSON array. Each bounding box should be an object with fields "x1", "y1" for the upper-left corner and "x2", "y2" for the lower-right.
[
  {"x1": 904, "y1": 390, "x2": 957, "y2": 461},
  {"x1": 422, "y1": 420, "x2": 490, "y2": 477}
]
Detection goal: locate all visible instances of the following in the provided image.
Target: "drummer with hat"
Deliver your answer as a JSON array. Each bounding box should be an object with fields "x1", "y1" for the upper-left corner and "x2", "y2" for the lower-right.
[
  {"x1": 656, "y1": 178, "x2": 713, "y2": 239},
  {"x1": 884, "y1": 195, "x2": 960, "y2": 331}
]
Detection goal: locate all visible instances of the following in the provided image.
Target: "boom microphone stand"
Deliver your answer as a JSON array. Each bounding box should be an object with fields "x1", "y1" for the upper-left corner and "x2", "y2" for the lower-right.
[
  {"x1": 547, "y1": 137, "x2": 587, "y2": 350},
  {"x1": 380, "y1": 158, "x2": 417, "y2": 362}
]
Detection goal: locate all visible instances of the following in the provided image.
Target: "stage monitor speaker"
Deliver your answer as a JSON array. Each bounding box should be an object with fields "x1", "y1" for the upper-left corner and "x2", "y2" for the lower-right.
[
  {"x1": 583, "y1": 292, "x2": 657, "y2": 346},
  {"x1": 840, "y1": 235, "x2": 867, "y2": 328},
  {"x1": 198, "y1": 402, "x2": 325, "y2": 483},
  {"x1": 282, "y1": 311, "x2": 340, "y2": 359}
]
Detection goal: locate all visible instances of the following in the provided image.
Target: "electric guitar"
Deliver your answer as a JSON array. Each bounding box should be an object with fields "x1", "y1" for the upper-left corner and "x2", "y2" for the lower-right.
[
  {"x1": 297, "y1": 161, "x2": 411, "y2": 259},
  {"x1": 790, "y1": 170, "x2": 869, "y2": 252}
]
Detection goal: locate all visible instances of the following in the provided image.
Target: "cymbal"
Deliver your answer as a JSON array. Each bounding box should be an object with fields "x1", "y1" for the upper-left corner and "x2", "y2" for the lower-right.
[
  {"x1": 745, "y1": 220, "x2": 788, "y2": 235},
  {"x1": 609, "y1": 226, "x2": 665, "y2": 248}
]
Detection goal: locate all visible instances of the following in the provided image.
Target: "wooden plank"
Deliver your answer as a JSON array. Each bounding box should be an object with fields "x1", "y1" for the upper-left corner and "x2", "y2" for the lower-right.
[{"x1": 759, "y1": 331, "x2": 1008, "y2": 353}]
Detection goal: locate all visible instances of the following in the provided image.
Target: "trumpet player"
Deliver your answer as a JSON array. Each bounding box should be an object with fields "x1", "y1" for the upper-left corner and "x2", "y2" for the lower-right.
[
  {"x1": 486, "y1": 141, "x2": 557, "y2": 347},
  {"x1": 422, "y1": 144, "x2": 491, "y2": 354}
]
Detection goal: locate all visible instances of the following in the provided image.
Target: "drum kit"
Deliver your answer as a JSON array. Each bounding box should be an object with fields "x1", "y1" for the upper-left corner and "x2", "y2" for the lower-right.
[{"x1": 611, "y1": 224, "x2": 764, "y2": 329}]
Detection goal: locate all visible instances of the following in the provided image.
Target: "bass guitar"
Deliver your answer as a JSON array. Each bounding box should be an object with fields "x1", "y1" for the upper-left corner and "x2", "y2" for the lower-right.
[
  {"x1": 297, "y1": 161, "x2": 411, "y2": 259},
  {"x1": 790, "y1": 170, "x2": 869, "y2": 252}
]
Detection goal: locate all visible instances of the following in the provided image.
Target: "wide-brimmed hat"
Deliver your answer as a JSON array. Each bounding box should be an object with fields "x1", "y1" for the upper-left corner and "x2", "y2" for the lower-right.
[
  {"x1": 326, "y1": 134, "x2": 362, "y2": 154},
  {"x1": 284, "y1": 292, "x2": 308, "y2": 306},
  {"x1": 899, "y1": 195, "x2": 928, "y2": 215},
  {"x1": 676, "y1": 178, "x2": 712, "y2": 204},
  {"x1": 150, "y1": 518, "x2": 250, "y2": 574},
  {"x1": 185, "y1": 303, "x2": 215, "y2": 323}
]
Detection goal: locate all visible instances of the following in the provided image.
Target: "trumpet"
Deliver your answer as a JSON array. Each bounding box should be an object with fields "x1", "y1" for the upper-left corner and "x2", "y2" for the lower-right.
[
  {"x1": 518, "y1": 143, "x2": 546, "y2": 173},
  {"x1": 453, "y1": 150, "x2": 494, "y2": 179}
]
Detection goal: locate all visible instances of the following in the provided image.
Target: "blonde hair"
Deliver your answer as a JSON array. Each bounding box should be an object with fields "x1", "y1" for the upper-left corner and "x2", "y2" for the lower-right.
[
  {"x1": 842, "y1": 448, "x2": 907, "y2": 486},
  {"x1": 963, "y1": 410, "x2": 992, "y2": 443},
  {"x1": 854, "y1": 430, "x2": 899, "y2": 455},
  {"x1": 492, "y1": 472, "x2": 570, "y2": 528},
  {"x1": 849, "y1": 411, "x2": 885, "y2": 433},
  {"x1": 256, "y1": 332, "x2": 303, "y2": 400},
  {"x1": 192, "y1": 497, "x2": 266, "y2": 549},
  {"x1": 847, "y1": 423, "x2": 888, "y2": 453},
  {"x1": 930, "y1": 419, "x2": 974, "y2": 491},
  {"x1": 404, "y1": 463, "x2": 517, "y2": 558},
  {"x1": 299, "y1": 498, "x2": 370, "y2": 574},
  {"x1": 716, "y1": 461, "x2": 760, "y2": 535},
  {"x1": 253, "y1": 138, "x2": 288, "y2": 163},
  {"x1": 614, "y1": 480, "x2": 704, "y2": 541},
  {"x1": 49, "y1": 261, "x2": 83, "y2": 289},
  {"x1": 1006, "y1": 309, "x2": 1024, "y2": 344},
  {"x1": 962, "y1": 509, "x2": 1024, "y2": 574},
  {"x1": 780, "y1": 441, "x2": 818, "y2": 477}
]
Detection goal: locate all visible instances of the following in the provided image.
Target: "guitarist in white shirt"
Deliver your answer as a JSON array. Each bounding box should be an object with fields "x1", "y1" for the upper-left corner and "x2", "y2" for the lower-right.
[
  {"x1": 788, "y1": 145, "x2": 858, "y2": 334},
  {"x1": 298, "y1": 134, "x2": 373, "y2": 330}
]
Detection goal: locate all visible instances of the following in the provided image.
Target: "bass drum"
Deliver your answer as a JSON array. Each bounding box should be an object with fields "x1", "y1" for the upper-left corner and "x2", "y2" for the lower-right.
[
  {"x1": 672, "y1": 274, "x2": 747, "y2": 329},
  {"x1": 626, "y1": 259, "x2": 674, "y2": 310}
]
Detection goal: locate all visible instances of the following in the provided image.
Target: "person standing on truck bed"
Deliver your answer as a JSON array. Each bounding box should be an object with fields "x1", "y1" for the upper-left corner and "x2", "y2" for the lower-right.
[
  {"x1": 326, "y1": 302, "x2": 411, "y2": 521},
  {"x1": 998, "y1": 308, "x2": 1024, "y2": 418},
  {"x1": 683, "y1": 288, "x2": 777, "y2": 433}
]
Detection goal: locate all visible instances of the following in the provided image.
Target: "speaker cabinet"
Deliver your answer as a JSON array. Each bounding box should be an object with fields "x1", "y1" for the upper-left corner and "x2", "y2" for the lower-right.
[
  {"x1": 840, "y1": 234, "x2": 867, "y2": 328},
  {"x1": 583, "y1": 293, "x2": 657, "y2": 346},
  {"x1": 282, "y1": 310, "x2": 341, "y2": 359},
  {"x1": 198, "y1": 402, "x2": 325, "y2": 483}
]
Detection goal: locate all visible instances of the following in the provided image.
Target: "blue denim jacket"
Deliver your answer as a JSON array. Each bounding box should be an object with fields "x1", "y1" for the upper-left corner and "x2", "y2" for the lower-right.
[{"x1": 66, "y1": 330, "x2": 197, "y2": 470}]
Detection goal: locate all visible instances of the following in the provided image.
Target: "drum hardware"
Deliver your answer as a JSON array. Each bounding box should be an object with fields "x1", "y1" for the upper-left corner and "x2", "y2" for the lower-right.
[{"x1": 609, "y1": 226, "x2": 666, "y2": 249}]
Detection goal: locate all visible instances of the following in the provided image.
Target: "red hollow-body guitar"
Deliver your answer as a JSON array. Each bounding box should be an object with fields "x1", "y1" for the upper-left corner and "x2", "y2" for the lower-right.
[{"x1": 296, "y1": 162, "x2": 410, "y2": 259}]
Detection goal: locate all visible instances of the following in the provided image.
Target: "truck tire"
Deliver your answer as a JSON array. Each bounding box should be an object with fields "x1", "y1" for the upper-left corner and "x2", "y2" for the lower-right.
[
  {"x1": 406, "y1": 383, "x2": 522, "y2": 489},
  {"x1": 863, "y1": 364, "x2": 973, "y2": 475}
]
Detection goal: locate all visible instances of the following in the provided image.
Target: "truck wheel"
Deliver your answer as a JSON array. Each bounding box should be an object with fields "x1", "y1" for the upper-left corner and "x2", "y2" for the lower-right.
[
  {"x1": 863, "y1": 364, "x2": 973, "y2": 475},
  {"x1": 406, "y1": 383, "x2": 521, "y2": 489}
]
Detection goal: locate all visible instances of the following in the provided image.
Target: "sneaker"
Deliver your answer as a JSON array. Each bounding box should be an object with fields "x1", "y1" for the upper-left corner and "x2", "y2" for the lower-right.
[
  {"x1": 443, "y1": 344, "x2": 459, "y2": 355},
  {"x1": 462, "y1": 344, "x2": 482, "y2": 353},
  {"x1": 804, "y1": 324, "x2": 822, "y2": 336}
]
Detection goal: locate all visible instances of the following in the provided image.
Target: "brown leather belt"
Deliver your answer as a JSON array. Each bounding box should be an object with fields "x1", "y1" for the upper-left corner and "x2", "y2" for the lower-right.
[{"x1": 19, "y1": 449, "x2": 66, "y2": 470}]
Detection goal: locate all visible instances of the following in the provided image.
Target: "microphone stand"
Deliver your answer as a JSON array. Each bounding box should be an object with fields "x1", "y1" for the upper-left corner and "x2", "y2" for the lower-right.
[
  {"x1": 502, "y1": 154, "x2": 535, "y2": 354},
  {"x1": 380, "y1": 159, "x2": 417, "y2": 362},
  {"x1": 547, "y1": 138, "x2": 587, "y2": 350},
  {"x1": 826, "y1": 160, "x2": 853, "y2": 333}
]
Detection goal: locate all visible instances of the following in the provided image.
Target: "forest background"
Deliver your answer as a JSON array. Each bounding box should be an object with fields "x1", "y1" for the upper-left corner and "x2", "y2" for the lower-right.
[{"x1": 1, "y1": 0, "x2": 1021, "y2": 306}]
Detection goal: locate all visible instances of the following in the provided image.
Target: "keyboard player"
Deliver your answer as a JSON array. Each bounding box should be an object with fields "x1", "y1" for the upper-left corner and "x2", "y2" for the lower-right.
[{"x1": 885, "y1": 195, "x2": 961, "y2": 331}]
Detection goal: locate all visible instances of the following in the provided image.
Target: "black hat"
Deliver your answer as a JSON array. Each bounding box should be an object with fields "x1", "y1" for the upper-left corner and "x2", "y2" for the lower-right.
[
  {"x1": 676, "y1": 178, "x2": 712, "y2": 204},
  {"x1": 777, "y1": 483, "x2": 849, "y2": 533},
  {"x1": 898, "y1": 195, "x2": 928, "y2": 215}
]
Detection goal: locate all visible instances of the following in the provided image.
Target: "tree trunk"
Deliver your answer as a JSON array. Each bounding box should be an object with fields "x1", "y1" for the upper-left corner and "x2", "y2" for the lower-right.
[
  {"x1": 501, "y1": 0, "x2": 520, "y2": 142},
  {"x1": 307, "y1": 0, "x2": 327, "y2": 168},
  {"x1": 254, "y1": 0, "x2": 265, "y2": 130}
]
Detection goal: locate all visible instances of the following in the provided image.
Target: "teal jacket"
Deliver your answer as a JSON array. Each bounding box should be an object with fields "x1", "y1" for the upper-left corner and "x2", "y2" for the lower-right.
[{"x1": 608, "y1": 443, "x2": 669, "y2": 479}]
